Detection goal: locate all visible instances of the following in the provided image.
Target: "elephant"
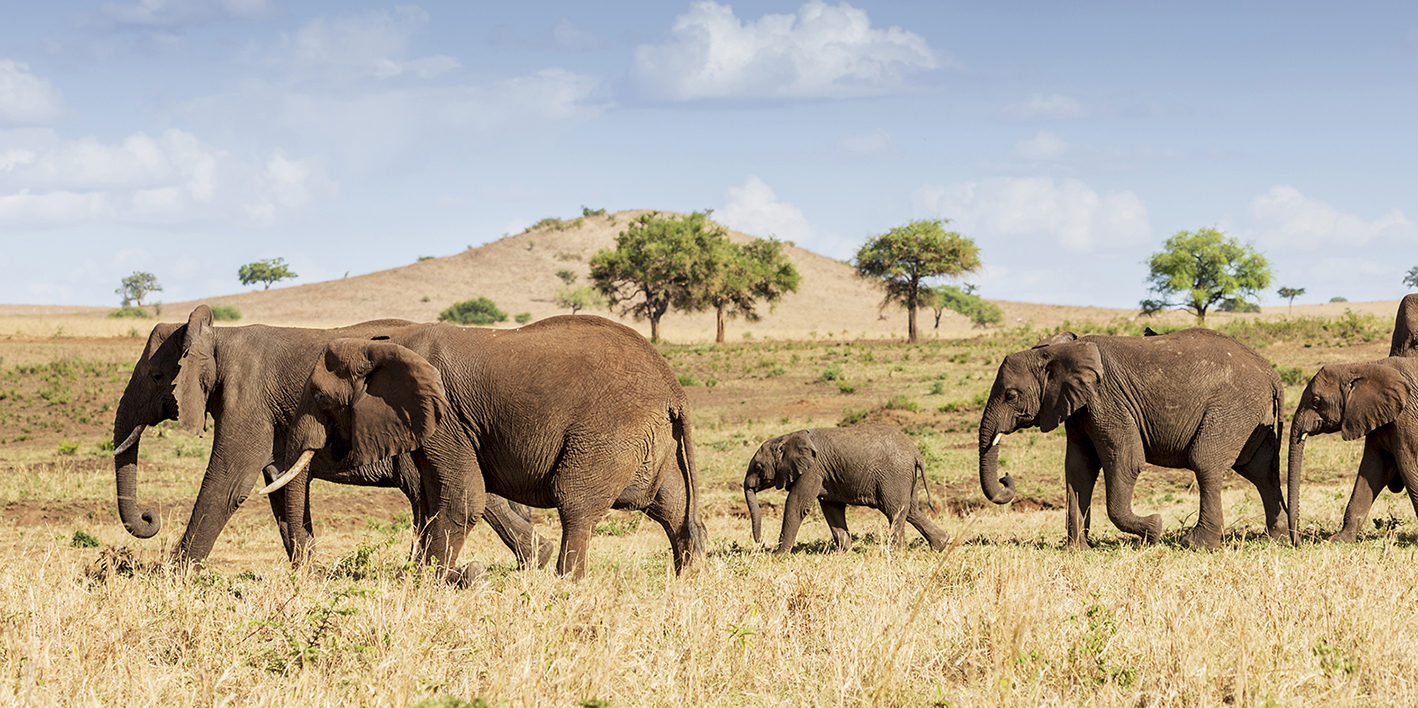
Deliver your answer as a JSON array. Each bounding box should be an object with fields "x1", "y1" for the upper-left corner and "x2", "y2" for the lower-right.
[
  {"x1": 113, "y1": 305, "x2": 553, "y2": 570},
  {"x1": 743, "y1": 423, "x2": 950, "y2": 554},
  {"x1": 1392, "y1": 294, "x2": 1418, "y2": 358},
  {"x1": 978, "y1": 328, "x2": 1289, "y2": 549},
  {"x1": 259, "y1": 315, "x2": 705, "y2": 580},
  {"x1": 1288, "y1": 358, "x2": 1418, "y2": 542}
]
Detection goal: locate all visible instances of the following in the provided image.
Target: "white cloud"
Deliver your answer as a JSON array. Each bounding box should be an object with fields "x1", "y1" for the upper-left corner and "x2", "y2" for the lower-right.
[
  {"x1": 281, "y1": 6, "x2": 459, "y2": 81},
  {"x1": 94, "y1": 0, "x2": 272, "y2": 28},
  {"x1": 0, "y1": 190, "x2": 111, "y2": 222},
  {"x1": 550, "y1": 17, "x2": 608, "y2": 52},
  {"x1": 1248, "y1": 185, "x2": 1414, "y2": 250},
  {"x1": 913, "y1": 177, "x2": 1150, "y2": 253},
  {"x1": 1012, "y1": 131, "x2": 1069, "y2": 161},
  {"x1": 835, "y1": 129, "x2": 896, "y2": 160},
  {"x1": 718, "y1": 176, "x2": 814, "y2": 244},
  {"x1": 1001, "y1": 93, "x2": 1089, "y2": 121},
  {"x1": 0, "y1": 61, "x2": 65, "y2": 127},
  {"x1": 633, "y1": 1, "x2": 943, "y2": 101}
]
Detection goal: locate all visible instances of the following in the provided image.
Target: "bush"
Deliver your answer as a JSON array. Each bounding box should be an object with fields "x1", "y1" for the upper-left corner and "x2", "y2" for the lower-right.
[
  {"x1": 210, "y1": 305, "x2": 241, "y2": 321},
  {"x1": 439, "y1": 297, "x2": 507, "y2": 326},
  {"x1": 1330, "y1": 296, "x2": 1348, "y2": 303},
  {"x1": 514, "y1": 312, "x2": 532, "y2": 324},
  {"x1": 108, "y1": 306, "x2": 152, "y2": 319},
  {"x1": 883, "y1": 396, "x2": 919, "y2": 412}
]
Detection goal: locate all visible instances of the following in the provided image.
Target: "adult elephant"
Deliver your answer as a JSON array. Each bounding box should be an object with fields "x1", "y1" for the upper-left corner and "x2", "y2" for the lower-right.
[
  {"x1": 1289, "y1": 358, "x2": 1418, "y2": 542},
  {"x1": 260, "y1": 315, "x2": 705, "y2": 580},
  {"x1": 979, "y1": 328, "x2": 1288, "y2": 549},
  {"x1": 113, "y1": 305, "x2": 552, "y2": 569},
  {"x1": 1391, "y1": 294, "x2": 1418, "y2": 358},
  {"x1": 743, "y1": 423, "x2": 950, "y2": 554}
]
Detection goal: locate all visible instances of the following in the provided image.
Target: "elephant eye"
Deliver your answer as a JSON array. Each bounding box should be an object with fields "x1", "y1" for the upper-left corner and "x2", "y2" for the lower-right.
[{"x1": 1005, "y1": 389, "x2": 1020, "y2": 402}]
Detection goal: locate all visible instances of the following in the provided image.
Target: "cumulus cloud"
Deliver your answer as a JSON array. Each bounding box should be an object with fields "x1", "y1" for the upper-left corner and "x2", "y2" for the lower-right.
[
  {"x1": 1012, "y1": 131, "x2": 1069, "y2": 161},
  {"x1": 1001, "y1": 93, "x2": 1089, "y2": 121},
  {"x1": 913, "y1": 177, "x2": 1150, "y2": 253},
  {"x1": 1248, "y1": 185, "x2": 1414, "y2": 250},
  {"x1": 0, "y1": 61, "x2": 65, "y2": 127},
  {"x1": 633, "y1": 1, "x2": 943, "y2": 101},
  {"x1": 717, "y1": 176, "x2": 814, "y2": 244},
  {"x1": 280, "y1": 6, "x2": 460, "y2": 81}
]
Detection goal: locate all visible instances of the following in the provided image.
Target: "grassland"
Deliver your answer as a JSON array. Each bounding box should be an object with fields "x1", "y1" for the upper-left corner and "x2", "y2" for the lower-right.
[{"x1": 1, "y1": 312, "x2": 1413, "y2": 706}]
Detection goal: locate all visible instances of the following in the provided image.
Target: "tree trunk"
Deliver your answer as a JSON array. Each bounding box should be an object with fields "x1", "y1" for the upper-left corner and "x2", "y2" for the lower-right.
[
  {"x1": 650, "y1": 314, "x2": 661, "y2": 343},
  {"x1": 716, "y1": 304, "x2": 726, "y2": 344}
]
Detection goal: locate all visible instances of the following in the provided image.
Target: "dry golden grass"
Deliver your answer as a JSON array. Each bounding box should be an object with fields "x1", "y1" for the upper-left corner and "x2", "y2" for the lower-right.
[{"x1": 1, "y1": 286, "x2": 1414, "y2": 705}]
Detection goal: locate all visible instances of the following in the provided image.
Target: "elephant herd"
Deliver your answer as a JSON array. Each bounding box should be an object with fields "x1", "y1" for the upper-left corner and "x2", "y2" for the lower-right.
[{"x1": 110, "y1": 295, "x2": 1418, "y2": 582}]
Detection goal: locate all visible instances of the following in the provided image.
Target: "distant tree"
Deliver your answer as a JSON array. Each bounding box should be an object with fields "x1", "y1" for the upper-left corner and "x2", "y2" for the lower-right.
[
  {"x1": 556, "y1": 269, "x2": 578, "y2": 285},
  {"x1": 589, "y1": 211, "x2": 724, "y2": 342},
  {"x1": 116, "y1": 271, "x2": 162, "y2": 307},
  {"x1": 696, "y1": 237, "x2": 801, "y2": 344},
  {"x1": 1330, "y1": 296, "x2": 1348, "y2": 303},
  {"x1": 238, "y1": 258, "x2": 298, "y2": 290},
  {"x1": 1277, "y1": 286, "x2": 1306, "y2": 315},
  {"x1": 554, "y1": 285, "x2": 605, "y2": 315},
  {"x1": 921, "y1": 284, "x2": 1003, "y2": 329},
  {"x1": 1139, "y1": 227, "x2": 1271, "y2": 324},
  {"x1": 854, "y1": 219, "x2": 982, "y2": 343},
  {"x1": 514, "y1": 312, "x2": 533, "y2": 324},
  {"x1": 1404, "y1": 266, "x2": 1418, "y2": 289},
  {"x1": 439, "y1": 297, "x2": 507, "y2": 325}
]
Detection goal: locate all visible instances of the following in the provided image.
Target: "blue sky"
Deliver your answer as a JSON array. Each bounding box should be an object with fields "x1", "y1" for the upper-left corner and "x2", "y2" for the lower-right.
[{"x1": 1, "y1": 1, "x2": 1416, "y2": 308}]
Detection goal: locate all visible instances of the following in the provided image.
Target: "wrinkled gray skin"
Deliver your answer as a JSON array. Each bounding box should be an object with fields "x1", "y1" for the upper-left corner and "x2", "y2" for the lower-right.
[
  {"x1": 113, "y1": 305, "x2": 553, "y2": 569},
  {"x1": 272, "y1": 315, "x2": 705, "y2": 581},
  {"x1": 1392, "y1": 294, "x2": 1418, "y2": 359},
  {"x1": 1289, "y1": 358, "x2": 1418, "y2": 542},
  {"x1": 979, "y1": 328, "x2": 1289, "y2": 549},
  {"x1": 744, "y1": 423, "x2": 950, "y2": 554}
]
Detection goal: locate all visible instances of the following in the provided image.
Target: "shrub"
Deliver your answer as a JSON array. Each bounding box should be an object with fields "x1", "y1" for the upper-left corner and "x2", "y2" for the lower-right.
[
  {"x1": 1275, "y1": 365, "x2": 1308, "y2": 386},
  {"x1": 71, "y1": 530, "x2": 101, "y2": 548},
  {"x1": 1330, "y1": 296, "x2": 1348, "y2": 303},
  {"x1": 838, "y1": 408, "x2": 871, "y2": 426},
  {"x1": 677, "y1": 374, "x2": 701, "y2": 387},
  {"x1": 108, "y1": 306, "x2": 153, "y2": 319},
  {"x1": 820, "y1": 366, "x2": 842, "y2": 382},
  {"x1": 56, "y1": 440, "x2": 80, "y2": 455},
  {"x1": 439, "y1": 297, "x2": 508, "y2": 326},
  {"x1": 210, "y1": 305, "x2": 241, "y2": 321},
  {"x1": 514, "y1": 312, "x2": 532, "y2": 324},
  {"x1": 883, "y1": 395, "x2": 919, "y2": 412}
]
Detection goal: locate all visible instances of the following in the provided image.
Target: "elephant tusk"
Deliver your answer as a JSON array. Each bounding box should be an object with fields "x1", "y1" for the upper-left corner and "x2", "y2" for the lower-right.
[
  {"x1": 257, "y1": 450, "x2": 314, "y2": 496},
  {"x1": 113, "y1": 425, "x2": 146, "y2": 456},
  {"x1": 991, "y1": 433, "x2": 1003, "y2": 449}
]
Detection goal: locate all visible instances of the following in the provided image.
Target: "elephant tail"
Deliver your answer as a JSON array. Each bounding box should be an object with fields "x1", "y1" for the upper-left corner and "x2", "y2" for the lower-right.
[
  {"x1": 917, "y1": 453, "x2": 938, "y2": 515},
  {"x1": 671, "y1": 403, "x2": 704, "y2": 554}
]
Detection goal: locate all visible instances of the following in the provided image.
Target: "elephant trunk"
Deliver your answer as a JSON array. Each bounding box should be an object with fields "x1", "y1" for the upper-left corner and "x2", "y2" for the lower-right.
[
  {"x1": 113, "y1": 417, "x2": 160, "y2": 538},
  {"x1": 745, "y1": 483, "x2": 763, "y2": 545},
  {"x1": 979, "y1": 424, "x2": 1016, "y2": 505},
  {"x1": 1287, "y1": 411, "x2": 1317, "y2": 546}
]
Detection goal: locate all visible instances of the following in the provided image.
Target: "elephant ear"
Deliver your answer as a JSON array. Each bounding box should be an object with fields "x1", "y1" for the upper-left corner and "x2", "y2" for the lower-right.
[
  {"x1": 1036, "y1": 341, "x2": 1103, "y2": 433},
  {"x1": 1032, "y1": 331, "x2": 1077, "y2": 349},
  {"x1": 323, "y1": 339, "x2": 448, "y2": 467},
  {"x1": 173, "y1": 305, "x2": 215, "y2": 434},
  {"x1": 777, "y1": 432, "x2": 816, "y2": 490},
  {"x1": 1340, "y1": 363, "x2": 1408, "y2": 441}
]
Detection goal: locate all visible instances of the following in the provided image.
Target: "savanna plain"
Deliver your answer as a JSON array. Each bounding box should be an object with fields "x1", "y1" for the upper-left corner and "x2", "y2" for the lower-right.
[{"x1": 1, "y1": 309, "x2": 1415, "y2": 707}]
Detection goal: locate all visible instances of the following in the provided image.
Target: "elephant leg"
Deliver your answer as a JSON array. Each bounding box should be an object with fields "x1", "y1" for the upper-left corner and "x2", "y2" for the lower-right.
[
  {"x1": 1332, "y1": 439, "x2": 1392, "y2": 542},
  {"x1": 555, "y1": 510, "x2": 599, "y2": 580},
  {"x1": 643, "y1": 461, "x2": 701, "y2": 575},
  {"x1": 820, "y1": 501, "x2": 852, "y2": 552},
  {"x1": 1232, "y1": 424, "x2": 1287, "y2": 541},
  {"x1": 906, "y1": 503, "x2": 951, "y2": 551},
  {"x1": 262, "y1": 464, "x2": 297, "y2": 560},
  {"x1": 412, "y1": 447, "x2": 484, "y2": 584},
  {"x1": 1100, "y1": 440, "x2": 1163, "y2": 543},
  {"x1": 1064, "y1": 431, "x2": 1101, "y2": 549},
  {"x1": 1181, "y1": 465, "x2": 1227, "y2": 550},
  {"x1": 483, "y1": 495, "x2": 554, "y2": 570},
  {"x1": 776, "y1": 475, "x2": 824, "y2": 554}
]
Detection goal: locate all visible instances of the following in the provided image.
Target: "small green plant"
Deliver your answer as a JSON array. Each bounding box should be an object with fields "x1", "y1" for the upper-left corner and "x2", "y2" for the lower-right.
[
  {"x1": 929, "y1": 381, "x2": 946, "y2": 395},
  {"x1": 514, "y1": 312, "x2": 533, "y2": 324},
  {"x1": 838, "y1": 408, "x2": 871, "y2": 426},
  {"x1": 678, "y1": 374, "x2": 701, "y2": 387},
  {"x1": 768, "y1": 366, "x2": 785, "y2": 377},
  {"x1": 439, "y1": 297, "x2": 508, "y2": 326},
  {"x1": 837, "y1": 380, "x2": 858, "y2": 394},
  {"x1": 1274, "y1": 365, "x2": 1307, "y2": 386},
  {"x1": 209, "y1": 305, "x2": 241, "y2": 321},
  {"x1": 820, "y1": 366, "x2": 842, "y2": 381},
  {"x1": 595, "y1": 513, "x2": 642, "y2": 537},
  {"x1": 72, "y1": 530, "x2": 101, "y2": 548},
  {"x1": 883, "y1": 395, "x2": 919, "y2": 412},
  {"x1": 56, "y1": 440, "x2": 80, "y2": 455},
  {"x1": 108, "y1": 306, "x2": 153, "y2": 319}
]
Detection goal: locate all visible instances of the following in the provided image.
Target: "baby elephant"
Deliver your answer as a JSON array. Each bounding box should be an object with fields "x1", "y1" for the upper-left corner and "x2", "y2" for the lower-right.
[{"x1": 743, "y1": 422, "x2": 950, "y2": 554}]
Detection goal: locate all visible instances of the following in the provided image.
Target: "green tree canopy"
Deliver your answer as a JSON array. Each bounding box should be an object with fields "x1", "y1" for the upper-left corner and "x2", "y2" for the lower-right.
[
  {"x1": 854, "y1": 219, "x2": 982, "y2": 343},
  {"x1": 554, "y1": 285, "x2": 605, "y2": 315},
  {"x1": 116, "y1": 271, "x2": 161, "y2": 307},
  {"x1": 1277, "y1": 286, "x2": 1306, "y2": 314},
  {"x1": 588, "y1": 211, "x2": 725, "y2": 342},
  {"x1": 921, "y1": 284, "x2": 1003, "y2": 329},
  {"x1": 1404, "y1": 266, "x2": 1418, "y2": 290},
  {"x1": 439, "y1": 297, "x2": 507, "y2": 326},
  {"x1": 695, "y1": 237, "x2": 801, "y2": 344},
  {"x1": 1140, "y1": 227, "x2": 1272, "y2": 323},
  {"x1": 238, "y1": 258, "x2": 298, "y2": 290}
]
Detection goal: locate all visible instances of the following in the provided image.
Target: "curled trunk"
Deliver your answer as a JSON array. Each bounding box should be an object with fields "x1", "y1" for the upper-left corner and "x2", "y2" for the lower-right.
[
  {"x1": 979, "y1": 426, "x2": 1016, "y2": 504},
  {"x1": 745, "y1": 484, "x2": 763, "y2": 545},
  {"x1": 114, "y1": 422, "x2": 160, "y2": 538},
  {"x1": 1287, "y1": 432, "x2": 1306, "y2": 546}
]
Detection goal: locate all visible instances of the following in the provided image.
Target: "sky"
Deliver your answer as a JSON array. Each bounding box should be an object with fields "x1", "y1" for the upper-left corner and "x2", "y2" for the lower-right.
[{"x1": 1, "y1": 0, "x2": 1416, "y2": 309}]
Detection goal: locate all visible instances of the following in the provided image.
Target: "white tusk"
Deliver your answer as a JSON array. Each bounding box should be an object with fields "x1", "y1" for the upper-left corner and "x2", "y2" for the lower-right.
[
  {"x1": 991, "y1": 433, "x2": 1003, "y2": 448},
  {"x1": 1296, "y1": 433, "x2": 1307, "y2": 443},
  {"x1": 113, "y1": 425, "x2": 146, "y2": 456},
  {"x1": 257, "y1": 450, "x2": 314, "y2": 495}
]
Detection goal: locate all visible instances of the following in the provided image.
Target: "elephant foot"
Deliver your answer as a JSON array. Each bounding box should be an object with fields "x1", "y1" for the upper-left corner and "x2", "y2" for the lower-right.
[
  {"x1": 446, "y1": 561, "x2": 487, "y2": 589},
  {"x1": 534, "y1": 538, "x2": 556, "y2": 569},
  {"x1": 1139, "y1": 514, "x2": 1164, "y2": 544},
  {"x1": 928, "y1": 535, "x2": 951, "y2": 552},
  {"x1": 1263, "y1": 525, "x2": 1290, "y2": 543},
  {"x1": 1179, "y1": 527, "x2": 1221, "y2": 551},
  {"x1": 1328, "y1": 528, "x2": 1359, "y2": 543},
  {"x1": 1066, "y1": 535, "x2": 1091, "y2": 551}
]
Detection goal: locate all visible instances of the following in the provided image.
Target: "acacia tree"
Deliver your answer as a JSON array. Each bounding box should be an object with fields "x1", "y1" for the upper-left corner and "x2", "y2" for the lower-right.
[
  {"x1": 921, "y1": 284, "x2": 1002, "y2": 329},
  {"x1": 1404, "y1": 266, "x2": 1418, "y2": 289},
  {"x1": 1140, "y1": 227, "x2": 1272, "y2": 324},
  {"x1": 589, "y1": 211, "x2": 722, "y2": 342},
  {"x1": 854, "y1": 219, "x2": 982, "y2": 343},
  {"x1": 1277, "y1": 286, "x2": 1306, "y2": 315},
  {"x1": 696, "y1": 237, "x2": 801, "y2": 344},
  {"x1": 238, "y1": 258, "x2": 298, "y2": 290},
  {"x1": 116, "y1": 271, "x2": 161, "y2": 307}
]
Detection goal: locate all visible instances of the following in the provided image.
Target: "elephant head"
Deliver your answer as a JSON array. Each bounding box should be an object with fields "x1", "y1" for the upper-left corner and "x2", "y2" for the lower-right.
[
  {"x1": 262, "y1": 337, "x2": 448, "y2": 495},
  {"x1": 744, "y1": 435, "x2": 788, "y2": 545},
  {"x1": 978, "y1": 340, "x2": 1102, "y2": 504},
  {"x1": 1392, "y1": 294, "x2": 1418, "y2": 358},
  {"x1": 113, "y1": 305, "x2": 217, "y2": 539},
  {"x1": 1288, "y1": 361, "x2": 1411, "y2": 534}
]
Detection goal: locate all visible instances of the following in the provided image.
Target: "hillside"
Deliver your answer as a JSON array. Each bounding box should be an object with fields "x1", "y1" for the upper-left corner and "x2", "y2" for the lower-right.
[{"x1": 0, "y1": 209, "x2": 1405, "y2": 342}]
